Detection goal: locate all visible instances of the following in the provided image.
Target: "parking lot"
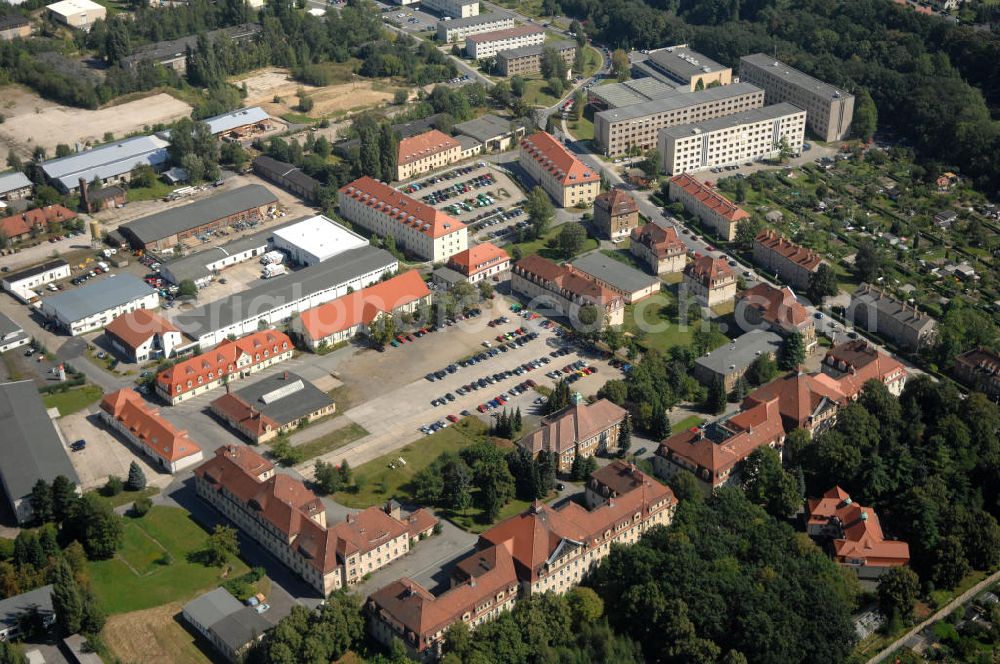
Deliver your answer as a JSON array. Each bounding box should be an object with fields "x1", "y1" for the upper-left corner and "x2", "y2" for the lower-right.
[
  {"x1": 377, "y1": 3, "x2": 440, "y2": 33},
  {"x1": 399, "y1": 163, "x2": 527, "y2": 244},
  {"x1": 56, "y1": 409, "x2": 167, "y2": 491}
]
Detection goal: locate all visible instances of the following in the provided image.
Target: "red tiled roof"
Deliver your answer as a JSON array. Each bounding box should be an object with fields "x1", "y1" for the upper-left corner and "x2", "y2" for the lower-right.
[
  {"x1": 210, "y1": 393, "x2": 280, "y2": 437},
  {"x1": 738, "y1": 283, "x2": 810, "y2": 329},
  {"x1": 339, "y1": 176, "x2": 466, "y2": 240},
  {"x1": 743, "y1": 372, "x2": 846, "y2": 431},
  {"x1": 100, "y1": 388, "x2": 202, "y2": 463},
  {"x1": 466, "y1": 24, "x2": 543, "y2": 43},
  {"x1": 520, "y1": 132, "x2": 599, "y2": 186},
  {"x1": 631, "y1": 222, "x2": 685, "y2": 259},
  {"x1": 684, "y1": 255, "x2": 734, "y2": 286},
  {"x1": 821, "y1": 340, "x2": 907, "y2": 399},
  {"x1": 156, "y1": 330, "x2": 292, "y2": 398},
  {"x1": 104, "y1": 309, "x2": 179, "y2": 350},
  {"x1": 754, "y1": 229, "x2": 822, "y2": 271},
  {"x1": 807, "y1": 486, "x2": 910, "y2": 566},
  {"x1": 514, "y1": 255, "x2": 621, "y2": 307},
  {"x1": 0, "y1": 205, "x2": 76, "y2": 239},
  {"x1": 297, "y1": 270, "x2": 430, "y2": 341},
  {"x1": 448, "y1": 242, "x2": 510, "y2": 277},
  {"x1": 595, "y1": 189, "x2": 638, "y2": 217},
  {"x1": 397, "y1": 130, "x2": 461, "y2": 166},
  {"x1": 519, "y1": 399, "x2": 626, "y2": 456},
  {"x1": 670, "y1": 174, "x2": 748, "y2": 223},
  {"x1": 331, "y1": 508, "x2": 412, "y2": 558}
]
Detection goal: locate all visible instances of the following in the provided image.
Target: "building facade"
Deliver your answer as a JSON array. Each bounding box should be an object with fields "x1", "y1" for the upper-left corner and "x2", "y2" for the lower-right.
[
  {"x1": 1, "y1": 204, "x2": 77, "y2": 243},
  {"x1": 659, "y1": 103, "x2": 807, "y2": 175},
  {"x1": 453, "y1": 114, "x2": 527, "y2": 152},
  {"x1": 518, "y1": 132, "x2": 600, "y2": 208},
  {"x1": 466, "y1": 25, "x2": 545, "y2": 59},
  {"x1": 630, "y1": 223, "x2": 686, "y2": 275},
  {"x1": 46, "y1": 0, "x2": 105, "y2": 30},
  {"x1": 752, "y1": 229, "x2": 822, "y2": 290},
  {"x1": 593, "y1": 189, "x2": 639, "y2": 240},
  {"x1": 396, "y1": 130, "x2": 463, "y2": 181},
  {"x1": 847, "y1": 283, "x2": 938, "y2": 351},
  {"x1": 569, "y1": 252, "x2": 660, "y2": 304},
  {"x1": 668, "y1": 174, "x2": 748, "y2": 241},
  {"x1": 496, "y1": 41, "x2": 574, "y2": 77},
  {"x1": 511, "y1": 255, "x2": 625, "y2": 327},
  {"x1": 1, "y1": 259, "x2": 71, "y2": 303},
  {"x1": 437, "y1": 13, "x2": 514, "y2": 44},
  {"x1": 447, "y1": 242, "x2": 510, "y2": 283},
  {"x1": 643, "y1": 45, "x2": 732, "y2": 91},
  {"x1": 0, "y1": 15, "x2": 31, "y2": 41},
  {"x1": 104, "y1": 309, "x2": 182, "y2": 362},
  {"x1": 683, "y1": 255, "x2": 737, "y2": 307},
  {"x1": 692, "y1": 329, "x2": 782, "y2": 392},
  {"x1": 100, "y1": 388, "x2": 204, "y2": 473},
  {"x1": 594, "y1": 82, "x2": 763, "y2": 156},
  {"x1": 0, "y1": 171, "x2": 32, "y2": 199},
  {"x1": 39, "y1": 274, "x2": 159, "y2": 336},
  {"x1": 253, "y1": 155, "x2": 320, "y2": 202},
  {"x1": 422, "y1": 0, "x2": 479, "y2": 18},
  {"x1": 736, "y1": 283, "x2": 817, "y2": 354},
  {"x1": 339, "y1": 177, "x2": 468, "y2": 262},
  {"x1": 739, "y1": 54, "x2": 854, "y2": 143},
  {"x1": 953, "y1": 348, "x2": 1000, "y2": 401},
  {"x1": 517, "y1": 399, "x2": 628, "y2": 473}
]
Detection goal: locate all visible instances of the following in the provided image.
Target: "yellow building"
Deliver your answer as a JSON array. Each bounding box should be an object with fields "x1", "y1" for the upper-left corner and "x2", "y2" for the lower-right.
[
  {"x1": 396, "y1": 130, "x2": 463, "y2": 181},
  {"x1": 519, "y1": 132, "x2": 600, "y2": 208}
]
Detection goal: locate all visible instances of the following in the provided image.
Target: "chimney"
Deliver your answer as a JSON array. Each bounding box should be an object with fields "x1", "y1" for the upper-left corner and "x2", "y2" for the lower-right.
[
  {"x1": 79, "y1": 178, "x2": 90, "y2": 211},
  {"x1": 347, "y1": 513, "x2": 356, "y2": 524},
  {"x1": 283, "y1": 371, "x2": 288, "y2": 380}
]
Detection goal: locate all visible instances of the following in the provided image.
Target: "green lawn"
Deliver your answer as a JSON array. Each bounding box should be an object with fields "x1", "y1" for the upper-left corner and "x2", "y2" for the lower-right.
[
  {"x1": 90, "y1": 486, "x2": 159, "y2": 510},
  {"x1": 123, "y1": 180, "x2": 174, "y2": 202},
  {"x1": 43, "y1": 385, "x2": 103, "y2": 416},
  {"x1": 671, "y1": 415, "x2": 705, "y2": 433},
  {"x1": 291, "y1": 422, "x2": 369, "y2": 462},
  {"x1": 89, "y1": 506, "x2": 249, "y2": 614},
  {"x1": 522, "y1": 78, "x2": 562, "y2": 107},
  {"x1": 509, "y1": 224, "x2": 599, "y2": 261},
  {"x1": 566, "y1": 109, "x2": 594, "y2": 142},
  {"x1": 333, "y1": 418, "x2": 489, "y2": 509},
  {"x1": 445, "y1": 497, "x2": 536, "y2": 534},
  {"x1": 622, "y1": 292, "x2": 694, "y2": 353}
]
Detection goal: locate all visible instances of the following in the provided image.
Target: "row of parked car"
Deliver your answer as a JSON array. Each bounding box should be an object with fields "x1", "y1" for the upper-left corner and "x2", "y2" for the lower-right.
[
  {"x1": 400, "y1": 164, "x2": 483, "y2": 194},
  {"x1": 418, "y1": 173, "x2": 496, "y2": 206},
  {"x1": 476, "y1": 378, "x2": 539, "y2": 413}
]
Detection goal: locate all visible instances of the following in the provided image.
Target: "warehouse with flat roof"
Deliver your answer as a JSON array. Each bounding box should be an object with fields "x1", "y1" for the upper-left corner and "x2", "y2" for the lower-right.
[
  {"x1": 41, "y1": 135, "x2": 170, "y2": 193},
  {"x1": 271, "y1": 215, "x2": 369, "y2": 266},
  {"x1": 120, "y1": 185, "x2": 278, "y2": 250},
  {"x1": 39, "y1": 274, "x2": 160, "y2": 336}
]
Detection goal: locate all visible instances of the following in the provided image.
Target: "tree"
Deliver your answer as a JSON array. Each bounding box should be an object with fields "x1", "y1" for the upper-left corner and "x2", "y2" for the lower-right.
[
  {"x1": 598, "y1": 379, "x2": 628, "y2": 406},
  {"x1": 547, "y1": 76, "x2": 564, "y2": 98},
  {"x1": 778, "y1": 331, "x2": 805, "y2": 371},
  {"x1": 807, "y1": 264, "x2": 839, "y2": 303},
  {"x1": 745, "y1": 354, "x2": 778, "y2": 386},
  {"x1": 878, "y1": 566, "x2": 919, "y2": 622},
  {"x1": 707, "y1": 376, "x2": 726, "y2": 414},
  {"x1": 338, "y1": 461, "x2": 352, "y2": 488},
  {"x1": 510, "y1": 75, "x2": 526, "y2": 98},
  {"x1": 177, "y1": 279, "x2": 198, "y2": 298},
  {"x1": 558, "y1": 223, "x2": 587, "y2": 257},
  {"x1": 931, "y1": 536, "x2": 970, "y2": 589},
  {"x1": 525, "y1": 186, "x2": 553, "y2": 238},
  {"x1": 642, "y1": 148, "x2": 661, "y2": 176},
  {"x1": 777, "y1": 135, "x2": 793, "y2": 163},
  {"x1": 567, "y1": 587, "x2": 604, "y2": 625},
  {"x1": 126, "y1": 461, "x2": 147, "y2": 491},
  {"x1": 618, "y1": 415, "x2": 632, "y2": 456},
  {"x1": 65, "y1": 494, "x2": 123, "y2": 560},
  {"x1": 573, "y1": 89, "x2": 586, "y2": 121},
  {"x1": 203, "y1": 525, "x2": 240, "y2": 567},
  {"x1": 611, "y1": 49, "x2": 630, "y2": 81},
  {"x1": 735, "y1": 217, "x2": 763, "y2": 251},
  {"x1": 0, "y1": 642, "x2": 26, "y2": 664},
  {"x1": 742, "y1": 447, "x2": 801, "y2": 518},
  {"x1": 29, "y1": 480, "x2": 53, "y2": 524},
  {"x1": 314, "y1": 460, "x2": 342, "y2": 495},
  {"x1": 853, "y1": 240, "x2": 882, "y2": 283},
  {"x1": 393, "y1": 89, "x2": 408, "y2": 105},
  {"x1": 368, "y1": 314, "x2": 397, "y2": 349},
  {"x1": 546, "y1": 379, "x2": 572, "y2": 414},
  {"x1": 52, "y1": 475, "x2": 76, "y2": 523},
  {"x1": 51, "y1": 560, "x2": 83, "y2": 636},
  {"x1": 102, "y1": 475, "x2": 123, "y2": 497},
  {"x1": 80, "y1": 588, "x2": 106, "y2": 634},
  {"x1": 478, "y1": 281, "x2": 494, "y2": 300},
  {"x1": 853, "y1": 88, "x2": 878, "y2": 142},
  {"x1": 298, "y1": 94, "x2": 314, "y2": 112}
]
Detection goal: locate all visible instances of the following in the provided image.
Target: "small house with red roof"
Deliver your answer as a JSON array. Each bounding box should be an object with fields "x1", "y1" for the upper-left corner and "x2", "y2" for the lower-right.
[
  {"x1": 0, "y1": 205, "x2": 76, "y2": 243},
  {"x1": 100, "y1": 388, "x2": 204, "y2": 473},
  {"x1": 104, "y1": 309, "x2": 182, "y2": 362},
  {"x1": 806, "y1": 486, "x2": 910, "y2": 578},
  {"x1": 593, "y1": 188, "x2": 639, "y2": 240},
  {"x1": 519, "y1": 132, "x2": 600, "y2": 208},
  {"x1": 683, "y1": 255, "x2": 737, "y2": 307},
  {"x1": 294, "y1": 270, "x2": 431, "y2": 350},
  {"x1": 736, "y1": 282, "x2": 817, "y2": 353},
  {"x1": 155, "y1": 330, "x2": 293, "y2": 404},
  {"x1": 446, "y1": 242, "x2": 510, "y2": 284},
  {"x1": 667, "y1": 174, "x2": 748, "y2": 241},
  {"x1": 630, "y1": 222, "x2": 686, "y2": 275}
]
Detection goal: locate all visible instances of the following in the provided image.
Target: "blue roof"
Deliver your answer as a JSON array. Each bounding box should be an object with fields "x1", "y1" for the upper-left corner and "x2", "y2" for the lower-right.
[
  {"x1": 41, "y1": 274, "x2": 157, "y2": 322},
  {"x1": 41, "y1": 135, "x2": 170, "y2": 191},
  {"x1": 0, "y1": 171, "x2": 32, "y2": 195}
]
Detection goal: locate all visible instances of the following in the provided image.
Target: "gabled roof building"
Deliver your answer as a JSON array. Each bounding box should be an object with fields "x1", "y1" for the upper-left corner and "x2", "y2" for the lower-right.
[
  {"x1": 100, "y1": 388, "x2": 204, "y2": 473},
  {"x1": 511, "y1": 255, "x2": 625, "y2": 327},
  {"x1": 953, "y1": 347, "x2": 1000, "y2": 401},
  {"x1": 447, "y1": 242, "x2": 510, "y2": 284},
  {"x1": 569, "y1": 252, "x2": 660, "y2": 304},
  {"x1": 848, "y1": 284, "x2": 938, "y2": 351},
  {"x1": 683, "y1": 255, "x2": 737, "y2": 307},
  {"x1": 593, "y1": 188, "x2": 639, "y2": 240},
  {"x1": 396, "y1": 130, "x2": 462, "y2": 181},
  {"x1": 41, "y1": 135, "x2": 168, "y2": 193},
  {"x1": 630, "y1": 222, "x2": 686, "y2": 275},
  {"x1": 209, "y1": 371, "x2": 335, "y2": 444},
  {"x1": 752, "y1": 229, "x2": 823, "y2": 291},
  {"x1": 39, "y1": 274, "x2": 159, "y2": 336},
  {"x1": 517, "y1": 399, "x2": 628, "y2": 473},
  {"x1": 736, "y1": 282, "x2": 817, "y2": 353},
  {"x1": 104, "y1": 309, "x2": 182, "y2": 362},
  {"x1": 518, "y1": 132, "x2": 599, "y2": 208},
  {"x1": 668, "y1": 173, "x2": 748, "y2": 241}
]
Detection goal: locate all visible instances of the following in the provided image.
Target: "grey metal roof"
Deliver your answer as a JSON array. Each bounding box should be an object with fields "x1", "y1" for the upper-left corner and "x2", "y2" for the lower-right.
[
  {"x1": 695, "y1": 330, "x2": 782, "y2": 375},
  {"x1": 0, "y1": 170, "x2": 32, "y2": 194},
  {"x1": 172, "y1": 246, "x2": 397, "y2": 338},
  {"x1": 454, "y1": 114, "x2": 525, "y2": 143},
  {"x1": 0, "y1": 585, "x2": 54, "y2": 630},
  {"x1": 224, "y1": 371, "x2": 334, "y2": 427},
  {"x1": 570, "y1": 252, "x2": 658, "y2": 294},
  {"x1": 851, "y1": 284, "x2": 937, "y2": 334},
  {"x1": 648, "y1": 46, "x2": 726, "y2": 82},
  {"x1": 437, "y1": 11, "x2": 512, "y2": 29},
  {"x1": 210, "y1": 609, "x2": 270, "y2": 651},
  {"x1": 41, "y1": 135, "x2": 169, "y2": 191},
  {"x1": 2, "y1": 259, "x2": 69, "y2": 285},
  {"x1": 121, "y1": 23, "x2": 261, "y2": 68},
  {"x1": 41, "y1": 274, "x2": 156, "y2": 322},
  {"x1": 741, "y1": 53, "x2": 853, "y2": 101},
  {"x1": 658, "y1": 102, "x2": 804, "y2": 140},
  {"x1": 589, "y1": 78, "x2": 680, "y2": 109},
  {"x1": 595, "y1": 82, "x2": 762, "y2": 124},
  {"x1": 497, "y1": 40, "x2": 574, "y2": 61},
  {"x1": 456, "y1": 135, "x2": 481, "y2": 152},
  {"x1": 0, "y1": 381, "x2": 79, "y2": 506},
  {"x1": 202, "y1": 107, "x2": 270, "y2": 136},
  {"x1": 433, "y1": 266, "x2": 465, "y2": 285},
  {"x1": 159, "y1": 227, "x2": 278, "y2": 284},
  {"x1": 0, "y1": 15, "x2": 30, "y2": 30},
  {"x1": 121, "y1": 185, "x2": 278, "y2": 245},
  {"x1": 0, "y1": 311, "x2": 24, "y2": 338},
  {"x1": 253, "y1": 156, "x2": 320, "y2": 196},
  {"x1": 183, "y1": 588, "x2": 243, "y2": 631}
]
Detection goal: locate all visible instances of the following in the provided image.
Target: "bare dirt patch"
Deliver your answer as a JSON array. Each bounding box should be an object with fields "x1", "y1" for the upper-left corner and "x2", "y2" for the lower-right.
[
  {"x1": 104, "y1": 602, "x2": 213, "y2": 664},
  {"x1": 0, "y1": 87, "x2": 191, "y2": 156},
  {"x1": 235, "y1": 67, "x2": 401, "y2": 119}
]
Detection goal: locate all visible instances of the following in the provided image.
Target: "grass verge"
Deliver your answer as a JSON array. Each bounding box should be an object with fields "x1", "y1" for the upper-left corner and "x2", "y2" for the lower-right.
[
  {"x1": 90, "y1": 486, "x2": 159, "y2": 510},
  {"x1": 43, "y1": 384, "x2": 103, "y2": 416},
  {"x1": 509, "y1": 224, "x2": 599, "y2": 261},
  {"x1": 671, "y1": 414, "x2": 705, "y2": 433},
  {"x1": 289, "y1": 422, "x2": 369, "y2": 463}
]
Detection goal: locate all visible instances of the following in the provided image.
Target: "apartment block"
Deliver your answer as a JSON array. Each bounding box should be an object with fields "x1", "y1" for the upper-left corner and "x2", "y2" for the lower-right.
[
  {"x1": 658, "y1": 103, "x2": 807, "y2": 175},
  {"x1": 683, "y1": 255, "x2": 737, "y2": 307},
  {"x1": 736, "y1": 283, "x2": 817, "y2": 354},
  {"x1": 953, "y1": 348, "x2": 1000, "y2": 401},
  {"x1": 511, "y1": 255, "x2": 624, "y2": 327},
  {"x1": 752, "y1": 229, "x2": 822, "y2": 290},
  {"x1": 496, "y1": 41, "x2": 574, "y2": 77},
  {"x1": 740, "y1": 53, "x2": 854, "y2": 143},
  {"x1": 517, "y1": 399, "x2": 628, "y2": 473},
  {"x1": 422, "y1": 0, "x2": 478, "y2": 19},
  {"x1": 593, "y1": 188, "x2": 639, "y2": 240},
  {"x1": 594, "y1": 82, "x2": 763, "y2": 155},
  {"x1": 339, "y1": 176, "x2": 468, "y2": 262},
  {"x1": 437, "y1": 12, "x2": 514, "y2": 43},
  {"x1": 518, "y1": 132, "x2": 600, "y2": 208},
  {"x1": 643, "y1": 45, "x2": 732, "y2": 91},
  {"x1": 847, "y1": 283, "x2": 938, "y2": 350},
  {"x1": 630, "y1": 222, "x2": 687, "y2": 275},
  {"x1": 667, "y1": 174, "x2": 749, "y2": 242},
  {"x1": 465, "y1": 24, "x2": 544, "y2": 60},
  {"x1": 396, "y1": 130, "x2": 463, "y2": 181}
]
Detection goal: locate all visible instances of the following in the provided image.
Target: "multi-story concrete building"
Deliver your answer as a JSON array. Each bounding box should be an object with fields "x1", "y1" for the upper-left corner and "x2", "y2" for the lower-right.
[
  {"x1": 46, "y1": 0, "x2": 104, "y2": 31},
  {"x1": 752, "y1": 229, "x2": 822, "y2": 290},
  {"x1": 588, "y1": 77, "x2": 680, "y2": 111},
  {"x1": 739, "y1": 54, "x2": 854, "y2": 143},
  {"x1": 643, "y1": 45, "x2": 732, "y2": 91},
  {"x1": 953, "y1": 347, "x2": 1000, "y2": 401},
  {"x1": 847, "y1": 283, "x2": 938, "y2": 351},
  {"x1": 396, "y1": 130, "x2": 463, "y2": 181},
  {"x1": 517, "y1": 399, "x2": 628, "y2": 473},
  {"x1": 422, "y1": 0, "x2": 478, "y2": 18},
  {"x1": 99, "y1": 388, "x2": 204, "y2": 473},
  {"x1": 659, "y1": 103, "x2": 807, "y2": 175},
  {"x1": 367, "y1": 461, "x2": 675, "y2": 660},
  {"x1": 668, "y1": 173, "x2": 749, "y2": 241},
  {"x1": 683, "y1": 255, "x2": 737, "y2": 307},
  {"x1": 39, "y1": 274, "x2": 159, "y2": 336},
  {"x1": 592, "y1": 188, "x2": 639, "y2": 240},
  {"x1": 0, "y1": 15, "x2": 31, "y2": 41},
  {"x1": 447, "y1": 242, "x2": 510, "y2": 284},
  {"x1": 594, "y1": 82, "x2": 763, "y2": 155},
  {"x1": 692, "y1": 329, "x2": 782, "y2": 392},
  {"x1": 155, "y1": 330, "x2": 294, "y2": 405},
  {"x1": 436, "y1": 12, "x2": 514, "y2": 44},
  {"x1": 338, "y1": 176, "x2": 468, "y2": 262},
  {"x1": 465, "y1": 24, "x2": 544, "y2": 60},
  {"x1": 654, "y1": 397, "x2": 785, "y2": 492},
  {"x1": 630, "y1": 222, "x2": 686, "y2": 275},
  {"x1": 511, "y1": 255, "x2": 625, "y2": 327},
  {"x1": 518, "y1": 131, "x2": 599, "y2": 207},
  {"x1": 496, "y1": 41, "x2": 574, "y2": 77},
  {"x1": 736, "y1": 283, "x2": 817, "y2": 354},
  {"x1": 194, "y1": 445, "x2": 437, "y2": 595}
]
